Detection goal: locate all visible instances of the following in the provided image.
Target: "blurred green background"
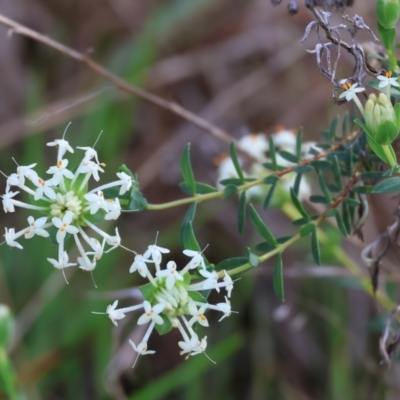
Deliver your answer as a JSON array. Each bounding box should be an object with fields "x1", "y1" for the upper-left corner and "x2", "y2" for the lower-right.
[{"x1": 0, "y1": 1, "x2": 398, "y2": 399}]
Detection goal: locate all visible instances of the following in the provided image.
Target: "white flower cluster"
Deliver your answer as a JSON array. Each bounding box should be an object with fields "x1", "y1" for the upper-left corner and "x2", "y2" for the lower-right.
[
  {"x1": 216, "y1": 129, "x2": 319, "y2": 201},
  {"x1": 1, "y1": 136, "x2": 133, "y2": 278},
  {"x1": 95, "y1": 242, "x2": 234, "y2": 363}
]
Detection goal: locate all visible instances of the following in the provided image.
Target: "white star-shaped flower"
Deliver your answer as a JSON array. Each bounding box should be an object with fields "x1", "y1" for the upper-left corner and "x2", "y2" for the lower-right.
[
  {"x1": 178, "y1": 334, "x2": 207, "y2": 356},
  {"x1": 77, "y1": 160, "x2": 104, "y2": 181},
  {"x1": 6, "y1": 173, "x2": 19, "y2": 193},
  {"x1": 129, "y1": 340, "x2": 155, "y2": 355},
  {"x1": 106, "y1": 300, "x2": 126, "y2": 326},
  {"x1": 24, "y1": 216, "x2": 49, "y2": 239},
  {"x1": 129, "y1": 254, "x2": 151, "y2": 277},
  {"x1": 105, "y1": 228, "x2": 121, "y2": 252},
  {"x1": 198, "y1": 269, "x2": 220, "y2": 292},
  {"x1": 47, "y1": 138, "x2": 74, "y2": 161},
  {"x1": 137, "y1": 301, "x2": 165, "y2": 325},
  {"x1": 188, "y1": 302, "x2": 209, "y2": 327},
  {"x1": 77, "y1": 146, "x2": 100, "y2": 164},
  {"x1": 156, "y1": 261, "x2": 183, "y2": 289},
  {"x1": 377, "y1": 74, "x2": 400, "y2": 88},
  {"x1": 338, "y1": 82, "x2": 365, "y2": 102},
  {"x1": 52, "y1": 211, "x2": 79, "y2": 243},
  {"x1": 116, "y1": 172, "x2": 132, "y2": 195},
  {"x1": 104, "y1": 198, "x2": 121, "y2": 220},
  {"x1": 84, "y1": 191, "x2": 108, "y2": 214},
  {"x1": 223, "y1": 271, "x2": 234, "y2": 298},
  {"x1": 33, "y1": 178, "x2": 56, "y2": 201},
  {"x1": 47, "y1": 251, "x2": 77, "y2": 270},
  {"x1": 215, "y1": 297, "x2": 232, "y2": 322},
  {"x1": 2, "y1": 191, "x2": 19, "y2": 213},
  {"x1": 183, "y1": 249, "x2": 206, "y2": 269},
  {"x1": 16, "y1": 164, "x2": 38, "y2": 186},
  {"x1": 143, "y1": 243, "x2": 170, "y2": 264},
  {"x1": 46, "y1": 159, "x2": 74, "y2": 185},
  {"x1": 77, "y1": 256, "x2": 96, "y2": 271},
  {"x1": 4, "y1": 227, "x2": 23, "y2": 249},
  {"x1": 86, "y1": 238, "x2": 105, "y2": 261}
]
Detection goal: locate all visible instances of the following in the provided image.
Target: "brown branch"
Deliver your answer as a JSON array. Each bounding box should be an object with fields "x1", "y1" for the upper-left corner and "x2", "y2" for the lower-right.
[{"x1": 0, "y1": 12, "x2": 234, "y2": 145}]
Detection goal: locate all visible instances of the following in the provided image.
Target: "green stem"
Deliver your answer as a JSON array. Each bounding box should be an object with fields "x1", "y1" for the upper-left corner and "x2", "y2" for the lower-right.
[
  {"x1": 382, "y1": 144, "x2": 397, "y2": 167},
  {"x1": 0, "y1": 347, "x2": 18, "y2": 400},
  {"x1": 387, "y1": 47, "x2": 398, "y2": 73}
]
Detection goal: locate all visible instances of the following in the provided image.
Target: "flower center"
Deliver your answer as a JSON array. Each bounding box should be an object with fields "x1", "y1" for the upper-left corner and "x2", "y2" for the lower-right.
[{"x1": 50, "y1": 191, "x2": 82, "y2": 219}]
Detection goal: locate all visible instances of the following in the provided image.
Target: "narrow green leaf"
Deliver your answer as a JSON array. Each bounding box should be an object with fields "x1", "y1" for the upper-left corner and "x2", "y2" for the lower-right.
[
  {"x1": 294, "y1": 165, "x2": 313, "y2": 173},
  {"x1": 263, "y1": 175, "x2": 279, "y2": 184},
  {"x1": 311, "y1": 160, "x2": 333, "y2": 171},
  {"x1": 263, "y1": 183, "x2": 276, "y2": 209},
  {"x1": 342, "y1": 203, "x2": 352, "y2": 235},
  {"x1": 345, "y1": 146, "x2": 353, "y2": 177},
  {"x1": 223, "y1": 184, "x2": 238, "y2": 198},
  {"x1": 299, "y1": 222, "x2": 316, "y2": 237},
  {"x1": 278, "y1": 150, "x2": 298, "y2": 164},
  {"x1": 179, "y1": 182, "x2": 218, "y2": 195},
  {"x1": 237, "y1": 191, "x2": 247, "y2": 234},
  {"x1": 361, "y1": 171, "x2": 384, "y2": 181},
  {"x1": 316, "y1": 170, "x2": 333, "y2": 203},
  {"x1": 179, "y1": 203, "x2": 201, "y2": 251},
  {"x1": 335, "y1": 212, "x2": 348, "y2": 236},
  {"x1": 332, "y1": 156, "x2": 343, "y2": 190},
  {"x1": 269, "y1": 136, "x2": 278, "y2": 170},
  {"x1": 215, "y1": 257, "x2": 248, "y2": 272},
  {"x1": 351, "y1": 185, "x2": 374, "y2": 194},
  {"x1": 180, "y1": 144, "x2": 196, "y2": 195},
  {"x1": 290, "y1": 187, "x2": 309, "y2": 220},
  {"x1": 329, "y1": 115, "x2": 339, "y2": 139},
  {"x1": 293, "y1": 173, "x2": 302, "y2": 197},
  {"x1": 273, "y1": 253, "x2": 284, "y2": 301},
  {"x1": 343, "y1": 197, "x2": 360, "y2": 207},
  {"x1": 230, "y1": 142, "x2": 245, "y2": 182},
  {"x1": 248, "y1": 204, "x2": 278, "y2": 246},
  {"x1": 309, "y1": 195, "x2": 329, "y2": 204},
  {"x1": 246, "y1": 248, "x2": 259, "y2": 267},
  {"x1": 296, "y1": 127, "x2": 303, "y2": 160},
  {"x1": 220, "y1": 178, "x2": 243, "y2": 186},
  {"x1": 372, "y1": 177, "x2": 400, "y2": 193},
  {"x1": 342, "y1": 112, "x2": 349, "y2": 137},
  {"x1": 311, "y1": 229, "x2": 321, "y2": 265}
]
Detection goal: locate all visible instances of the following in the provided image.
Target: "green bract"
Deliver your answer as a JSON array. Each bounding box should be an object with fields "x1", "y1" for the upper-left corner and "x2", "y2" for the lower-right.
[
  {"x1": 377, "y1": 0, "x2": 400, "y2": 29},
  {"x1": 364, "y1": 93, "x2": 400, "y2": 145}
]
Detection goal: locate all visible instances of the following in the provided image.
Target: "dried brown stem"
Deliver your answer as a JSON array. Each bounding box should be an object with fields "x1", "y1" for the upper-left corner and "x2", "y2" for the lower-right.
[{"x1": 0, "y1": 13, "x2": 234, "y2": 145}]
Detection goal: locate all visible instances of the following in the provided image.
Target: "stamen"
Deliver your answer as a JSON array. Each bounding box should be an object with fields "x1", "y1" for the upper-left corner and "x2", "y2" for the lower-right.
[{"x1": 62, "y1": 122, "x2": 72, "y2": 139}]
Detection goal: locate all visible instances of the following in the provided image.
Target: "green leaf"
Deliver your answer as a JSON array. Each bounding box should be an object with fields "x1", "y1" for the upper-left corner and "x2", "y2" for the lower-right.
[
  {"x1": 311, "y1": 229, "x2": 321, "y2": 265},
  {"x1": 316, "y1": 170, "x2": 333, "y2": 203},
  {"x1": 294, "y1": 165, "x2": 313, "y2": 173},
  {"x1": 223, "y1": 184, "x2": 238, "y2": 198},
  {"x1": 263, "y1": 183, "x2": 276, "y2": 209},
  {"x1": 220, "y1": 178, "x2": 243, "y2": 186},
  {"x1": 329, "y1": 115, "x2": 339, "y2": 138},
  {"x1": 237, "y1": 191, "x2": 247, "y2": 234},
  {"x1": 299, "y1": 222, "x2": 316, "y2": 238},
  {"x1": 179, "y1": 203, "x2": 201, "y2": 251},
  {"x1": 248, "y1": 204, "x2": 278, "y2": 246},
  {"x1": 310, "y1": 160, "x2": 333, "y2": 170},
  {"x1": 342, "y1": 197, "x2": 360, "y2": 207},
  {"x1": 351, "y1": 185, "x2": 374, "y2": 194},
  {"x1": 128, "y1": 188, "x2": 148, "y2": 211},
  {"x1": 375, "y1": 120, "x2": 399, "y2": 145},
  {"x1": 342, "y1": 112, "x2": 349, "y2": 137},
  {"x1": 332, "y1": 156, "x2": 343, "y2": 190},
  {"x1": 215, "y1": 257, "x2": 249, "y2": 272},
  {"x1": 293, "y1": 173, "x2": 302, "y2": 197},
  {"x1": 180, "y1": 144, "x2": 196, "y2": 195},
  {"x1": 335, "y1": 212, "x2": 348, "y2": 236},
  {"x1": 290, "y1": 188, "x2": 309, "y2": 220},
  {"x1": 365, "y1": 133, "x2": 397, "y2": 166},
  {"x1": 278, "y1": 150, "x2": 298, "y2": 164},
  {"x1": 296, "y1": 127, "x2": 303, "y2": 160},
  {"x1": 394, "y1": 103, "x2": 400, "y2": 126},
  {"x1": 269, "y1": 136, "x2": 278, "y2": 170},
  {"x1": 246, "y1": 247, "x2": 259, "y2": 267},
  {"x1": 309, "y1": 195, "x2": 329, "y2": 204},
  {"x1": 230, "y1": 142, "x2": 245, "y2": 182},
  {"x1": 273, "y1": 253, "x2": 284, "y2": 301},
  {"x1": 361, "y1": 171, "x2": 384, "y2": 181},
  {"x1": 372, "y1": 177, "x2": 400, "y2": 193},
  {"x1": 263, "y1": 175, "x2": 279, "y2": 184},
  {"x1": 179, "y1": 182, "x2": 218, "y2": 195},
  {"x1": 155, "y1": 315, "x2": 173, "y2": 335}
]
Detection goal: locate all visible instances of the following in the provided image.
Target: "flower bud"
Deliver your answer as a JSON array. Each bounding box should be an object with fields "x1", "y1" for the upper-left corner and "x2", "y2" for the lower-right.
[
  {"x1": 364, "y1": 93, "x2": 400, "y2": 145},
  {"x1": 377, "y1": 0, "x2": 400, "y2": 29}
]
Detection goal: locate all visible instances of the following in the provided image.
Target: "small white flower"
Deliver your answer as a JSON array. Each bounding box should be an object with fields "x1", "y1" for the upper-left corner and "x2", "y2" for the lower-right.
[
  {"x1": 4, "y1": 227, "x2": 23, "y2": 249},
  {"x1": 47, "y1": 138, "x2": 74, "y2": 161},
  {"x1": 77, "y1": 256, "x2": 96, "y2": 271},
  {"x1": 2, "y1": 191, "x2": 19, "y2": 213},
  {"x1": 84, "y1": 191, "x2": 108, "y2": 214},
  {"x1": 105, "y1": 198, "x2": 121, "y2": 220},
  {"x1": 188, "y1": 303, "x2": 209, "y2": 327},
  {"x1": 377, "y1": 73, "x2": 400, "y2": 88},
  {"x1": 116, "y1": 172, "x2": 132, "y2": 195},
  {"x1": 129, "y1": 340, "x2": 155, "y2": 355},
  {"x1": 52, "y1": 211, "x2": 79, "y2": 243},
  {"x1": 6, "y1": 173, "x2": 19, "y2": 193},
  {"x1": 77, "y1": 146, "x2": 100, "y2": 164},
  {"x1": 156, "y1": 261, "x2": 183, "y2": 290},
  {"x1": 77, "y1": 160, "x2": 104, "y2": 181},
  {"x1": 105, "y1": 228, "x2": 121, "y2": 252},
  {"x1": 144, "y1": 243, "x2": 170, "y2": 264},
  {"x1": 179, "y1": 334, "x2": 207, "y2": 356},
  {"x1": 198, "y1": 269, "x2": 220, "y2": 292},
  {"x1": 137, "y1": 301, "x2": 165, "y2": 325},
  {"x1": 216, "y1": 297, "x2": 232, "y2": 322},
  {"x1": 86, "y1": 238, "x2": 105, "y2": 261},
  {"x1": 24, "y1": 216, "x2": 49, "y2": 239},
  {"x1": 339, "y1": 82, "x2": 365, "y2": 102},
  {"x1": 183, "y1": 249, "x2": 206, "y2": 269},
  {"x1": 33, "y1": 178, "x2": 56, "y2": 201},
  {"x1": 17, "y1": 164, "x2": 38, "y2": 186},
  {"x1": 106, "y1": 300, "x2": 126, "y2": 326},
  {"x1": 47, "y1": 251, "x2": 76, "y2": 270},
  {"x1": 223, "y1": 271, "x2": 234, "y2": 298},
  {"x1": 46, "y1": 159, "x2": 74, "y2": 185},
  {"x1": 130, "y1": 254, "x2": 151, "y2": 277},
  {"x1": 238, "y1": 134, "x2": 269, "y2": 162}
]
